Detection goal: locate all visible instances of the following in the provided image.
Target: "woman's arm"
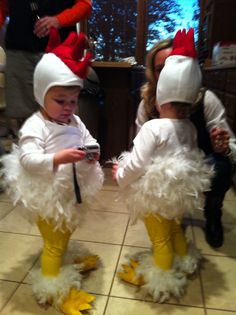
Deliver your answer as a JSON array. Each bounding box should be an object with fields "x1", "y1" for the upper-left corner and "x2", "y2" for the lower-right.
[
  {"x1": 34, "y1": 0, "x2": 92, "y2": 38},
  {"x1": 204, "y1": 89, "x2": 236, "y2": 161},
  {"x1": 56, "y1": 0, "x2": 92, "y2": 27},
  {"x1": 0, "y1": 0, "x2": 8, "y2": 28}
]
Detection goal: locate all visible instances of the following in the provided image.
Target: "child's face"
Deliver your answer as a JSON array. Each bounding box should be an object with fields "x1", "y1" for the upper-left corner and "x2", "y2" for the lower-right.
[{"x1": 44, "y1": 86, "x2": 80, "y2": 123}]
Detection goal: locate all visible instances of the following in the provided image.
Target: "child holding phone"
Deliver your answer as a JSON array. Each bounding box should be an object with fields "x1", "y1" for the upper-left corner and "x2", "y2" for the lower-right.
[{"x1": 2, "y1": 28, "x2": 104, "y2": 314}]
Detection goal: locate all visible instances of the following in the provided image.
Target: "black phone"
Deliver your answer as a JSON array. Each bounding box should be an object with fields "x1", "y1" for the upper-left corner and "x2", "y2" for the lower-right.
[{"x1": 77, "y1": 144, "x2": 100, "y2": 160}]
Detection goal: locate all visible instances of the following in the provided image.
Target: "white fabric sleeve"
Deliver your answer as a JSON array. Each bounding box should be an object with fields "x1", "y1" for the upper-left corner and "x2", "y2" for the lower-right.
[
  {"x1": 78, "y1": 118, "x2": 99, "y2": 146},
  {"x1": 204, "y1": 90, "x2": 233, "y2": 133},
  {"x1": 204, "y1": 90, "x2": 236, "y2": 162},
  {"x1": 135, "y1": 100, "x2": 149, "y2": 135},
  {"x1": 20, "y1": 136, "x2": 54, "y2": 174},
  {"x1": 116, "y1": 124, "x2": 157, "y2": 188},
  {"x1": 19, "y1": 121, "x2": 54, "y2": 174}
]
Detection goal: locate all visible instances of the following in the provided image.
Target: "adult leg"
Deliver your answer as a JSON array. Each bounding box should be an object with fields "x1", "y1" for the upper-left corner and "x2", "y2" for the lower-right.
[
  {"x1": 204, "y1": 153, "x2": 232, "y2": 247},
  {"x1": 5, "y1": 50, "x2": 40, "y2": 135}
]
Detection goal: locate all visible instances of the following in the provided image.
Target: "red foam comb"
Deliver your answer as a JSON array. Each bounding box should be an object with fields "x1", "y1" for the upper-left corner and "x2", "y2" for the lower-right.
[
  {"x1": 169, "y1": 28, "x2": 197, "y2": 58},
  {"x1": 45, "y1": 27, "x2": 92, "y2": 79}
]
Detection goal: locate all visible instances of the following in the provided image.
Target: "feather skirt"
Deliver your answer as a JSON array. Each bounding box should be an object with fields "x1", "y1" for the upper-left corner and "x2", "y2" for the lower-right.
[
  {"x1": 1, "y1": 145, "x2": 104, "y2": 231},
  {"x1": 118, "y1": 150, "x2": 214, "y2": 223}
]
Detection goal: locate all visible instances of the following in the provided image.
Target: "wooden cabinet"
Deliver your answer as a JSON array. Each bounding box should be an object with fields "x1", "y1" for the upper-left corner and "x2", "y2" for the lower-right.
[
  {"x1": 198, "y1": 0, "x2": 236, "y2": 63},
  {"x1": 78, "y1": 62, "x2": 145, "y2": 163},
  {"x1": 203, "y1": 65, "x2": 236, "y2": 134}
]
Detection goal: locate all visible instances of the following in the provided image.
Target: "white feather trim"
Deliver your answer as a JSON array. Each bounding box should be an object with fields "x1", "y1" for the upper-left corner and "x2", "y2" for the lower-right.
[
  {"x1": 30, "y1": 265, "x2": 82, "y2": 307},
  {"x1": 1, "y1": 145, "x2": 104, "y2": 231},
  {"x1": 117, "y1": 150, "x2": 214, "y2": 223},
  {"x1": 133, "y1": 251, "x2": 187, "y2": 303},
  {"x1": 173, "y1": 241, "x2": 202, "y2": 274}
]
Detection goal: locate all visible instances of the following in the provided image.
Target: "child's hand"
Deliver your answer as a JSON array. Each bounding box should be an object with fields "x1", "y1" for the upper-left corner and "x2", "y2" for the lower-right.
[
  {"x1": 112, "y1": 164, "x2": 118, "y2": 181},
  {"x1": 54, "y1": 148, "x2": 86, "y2": 167},
  {"x1": 210, "y1": 127, "x2": 230, "y2": 154}
]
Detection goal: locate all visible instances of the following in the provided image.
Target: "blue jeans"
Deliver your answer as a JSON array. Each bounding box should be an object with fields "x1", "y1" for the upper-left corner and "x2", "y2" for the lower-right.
[
  {"x1": 204, "y1": 153, "x2": 233, "y2": 221},
  {"x1": 0, "y1": 141, "x2": 4, "y2": 156}
]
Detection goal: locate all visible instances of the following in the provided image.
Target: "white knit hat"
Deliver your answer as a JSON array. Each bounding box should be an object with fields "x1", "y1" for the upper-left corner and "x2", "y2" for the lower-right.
[
  {"x1": 156, "y1": 28, "x2": 202, "y2": 106},
  {"x1": 34, "y1": 28, "x2": 92, "y2": 107}
]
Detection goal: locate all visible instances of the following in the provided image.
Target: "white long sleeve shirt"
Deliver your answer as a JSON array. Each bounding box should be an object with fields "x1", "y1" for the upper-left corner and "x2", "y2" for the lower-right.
[
  {"x1": 18, "y1": 111, "x2": 98, "y2": 174},
  {"x1": 116, "y1": 118, "x2": 197, "y2": 188}
]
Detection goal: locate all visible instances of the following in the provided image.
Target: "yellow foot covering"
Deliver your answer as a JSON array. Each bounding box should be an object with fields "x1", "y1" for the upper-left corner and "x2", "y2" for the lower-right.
[
  {"x1": 60, "y1": 289, "x2": 95, "y2": 315},
  {"x1": 117, "y1": 259, "x2": 144, "y2": 286},
  {"x1": 74, "y1": 255, "x2": 100, "y2": 272}
]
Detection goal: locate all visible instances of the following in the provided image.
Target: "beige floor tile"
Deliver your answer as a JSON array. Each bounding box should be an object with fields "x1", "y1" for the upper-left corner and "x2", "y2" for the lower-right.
[
  {"x1": 0, "y1": 205, "x2": 39, "y2": 235},
  {"x1": 105, "y1": 297, "x2": 205, "y2": 315},
  {"x1": 102, "y1": 185, "x2": 119, "y2": 192},
  {"x1": 0, "y1": 192, "x2": 12, "y2": 203},
  {"x1": 2, "y1": 284, "x2": 107, "y2": 315},
  {"x1": 207, "y1": 310, "x2": 236, "y2": 315},
  {"x1": 0, "y1": 232, "x2": 42, "y2": 281},
  {"x1": 222, "y1": 200, "x2": 236, "y2": 223},
  {"x1": 103, "y1": 167, "x2": 114, "y2": 182},
  {"x1": 111, "y1": 246, "x2": 204, "y2": 307},
  {"x1": 1, "y1": 283, "x2": 107, "y2": 315},
  {"x1": 225, "y1": 188, "x2": 236, "y2": 201},
  {"x1": 201, "y1": 255, "x2": 236, "y2": 311},
  {"x1": 1, "y1": 284, "x2": 52, "y2": 315},
  {"x1": 191, "y1": 198, "x2": 236, "y2": 225},
  {"x1": 102, "y1": 168, "x2": 118, "y2": 188},
  {"x1": 0, "y1": 280, "x2": 19, "y2": 310},
  {"x1": 71, "y1": 210, "x2": 129, "y2": 244},
  {"x1": 79, "y1": 242, "x2": 121, "y2": 295},
  {"x1": 124, "y1": 220, "x2": 151, "y2": 247},
  {"x1": 0, "y1": 201, "x2": 15, "y2": 220},
  {"x1": 111, "y1": 246, "x2": 148, "y2": 301},
  {"x1": 193, "y1": 225, "x2": 236, "y2": 257},
  {"x1": 95, "y1": 190, "x2": 128, "y2": 213}
]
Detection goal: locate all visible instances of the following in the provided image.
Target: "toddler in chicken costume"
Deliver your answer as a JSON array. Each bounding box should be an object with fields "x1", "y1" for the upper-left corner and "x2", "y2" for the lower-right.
[
  {"x1": 112, "y1": 28, "x2": 214, "y2": 302},
  {"x1": 2, "y1": 28, "x2": 104, "y2": 314}
]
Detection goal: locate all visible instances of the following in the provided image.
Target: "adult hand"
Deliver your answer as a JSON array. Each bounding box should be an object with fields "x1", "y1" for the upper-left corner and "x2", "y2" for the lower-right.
[
  {"x1": 210, "y1": 127, "x2": 230, "y2": 154},
  {"x1": 112, "y1": 164, "x2": 118, "y2": 181},
  {"x1": 34, "y1": 16, "x2": 60, "y2": 38},
  {"x1": 54, "y1": 148, "x2": 86, "y2": 168}
]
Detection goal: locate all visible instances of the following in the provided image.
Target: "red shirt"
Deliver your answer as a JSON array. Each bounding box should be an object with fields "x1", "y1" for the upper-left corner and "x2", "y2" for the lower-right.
[{"x1": 0, "y1": 0, "x2": 92, "y2": 28}]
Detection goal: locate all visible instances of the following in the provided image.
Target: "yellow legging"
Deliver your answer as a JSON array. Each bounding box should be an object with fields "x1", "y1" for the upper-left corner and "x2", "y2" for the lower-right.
[
  {"x1": 144, "y1": 213, "x2": 187, "y2": 270},
  {"x1": 37, "y1": 218, "x2": 73, "y2": 277}
]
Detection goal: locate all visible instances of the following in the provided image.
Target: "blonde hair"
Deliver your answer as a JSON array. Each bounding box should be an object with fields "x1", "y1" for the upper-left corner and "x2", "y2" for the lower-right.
[{"x1": 141, "y1": 38, "x2": 173, "y2": 119}]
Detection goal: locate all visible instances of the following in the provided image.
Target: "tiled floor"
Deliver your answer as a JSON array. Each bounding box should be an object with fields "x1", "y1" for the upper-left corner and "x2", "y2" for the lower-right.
[{"x1": 0, "y1": 167, "x2": 236, "y2": 315}]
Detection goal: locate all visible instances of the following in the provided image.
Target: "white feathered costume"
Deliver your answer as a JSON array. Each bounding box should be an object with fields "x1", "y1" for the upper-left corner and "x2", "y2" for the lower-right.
[
  {"x1": 115, "y1": 28, "x2": 214, "y2": 303},
  {"x1": 2, "y1": 111, "x2": 104, "y2": 230},
  {"x1": 1, "y1": 29, "x2": 104, "y2": 313},
  {"x1": 116, "y1": 118, "x2": 213, "y2": 223}
]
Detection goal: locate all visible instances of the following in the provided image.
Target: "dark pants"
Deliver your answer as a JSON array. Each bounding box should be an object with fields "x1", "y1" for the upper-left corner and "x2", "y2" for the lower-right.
[
  {"x1": 0, "y1": 141, "x2": 4, "y2": 156},
  {"x1": 204, "y1": 153, "x2": 233, "y2": 221}
]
